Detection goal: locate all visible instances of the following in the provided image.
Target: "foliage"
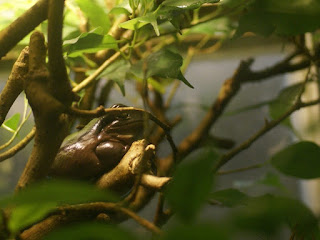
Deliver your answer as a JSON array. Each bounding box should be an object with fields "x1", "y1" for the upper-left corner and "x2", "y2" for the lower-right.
[{"x1": 1, "y1": 0, "x2": 320, "y2": 239}]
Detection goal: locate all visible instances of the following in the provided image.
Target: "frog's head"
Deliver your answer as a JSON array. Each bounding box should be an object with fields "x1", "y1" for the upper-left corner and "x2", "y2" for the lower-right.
[{"x1": 94, "y1": 104, "x2": 146, "y2": 144}]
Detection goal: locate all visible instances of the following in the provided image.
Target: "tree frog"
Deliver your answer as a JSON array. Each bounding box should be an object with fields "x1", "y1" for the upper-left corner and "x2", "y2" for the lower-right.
[{"x1": 50, "y1": 104, "x2": 145, "y2": 180}]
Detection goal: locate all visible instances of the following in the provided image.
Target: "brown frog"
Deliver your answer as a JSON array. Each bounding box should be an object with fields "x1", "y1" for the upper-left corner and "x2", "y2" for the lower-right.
[{"x1": 50, "y1": 104, "x2": 145, "y2": 180}]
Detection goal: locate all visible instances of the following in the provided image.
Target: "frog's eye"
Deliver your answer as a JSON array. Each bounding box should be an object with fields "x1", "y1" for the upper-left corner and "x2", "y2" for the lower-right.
[{"x1": 111, "y1": 103, "x2": 128, "y2": 108}]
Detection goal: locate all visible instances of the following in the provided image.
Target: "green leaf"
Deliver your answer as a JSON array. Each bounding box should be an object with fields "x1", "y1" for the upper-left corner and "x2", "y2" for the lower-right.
[
  {"x1": 234, "y1": 195, "x2": 319, "y2": 238},
  {"x1": 1, "y1": 113, "x2": 21, "y2": 133},
  {"x1": 109, "y1": 7, "x2": 131, "y2": 16},
  {"x1": 188, "y1": 18, "x2": 234, "y2": 37},
  {"x1": 0, "y1": 180, "x2": 118, "y2": 207},
  {"x1": 75, "y1": 0, "x2": 111, "y2": 33},
  {"x1": 210, "y1": 189, "x2": 249, "y2": 207},
  {"x1": 161, "y1": 0, "x2": 220, "y2": 10},
  {"x1": 97, "y1": 59, "x2": 131, "y2": 95},
  {"x1": 164, "y1": 149, "x2": 218, "y2": 223},
  {"x1": 43, "y1": 222, "x2": 137, "y2": 240},
  {"x1": 236, "y1": 0, "x2": 320, "y2": 36},
  {"x1": 269, "y1": 83, "x2": 303, "y2": 128},
  {"x1": 0, "y1": 180, "x2": 118, "y2": 233},
  {"x1": 162, "y1": 223, "x2": 229, "y2": 240},
  {"x1": 271, "y1": 141, "x2": 320, "y2": 179},
  {"x1": 9, "y1": 203, "x2": 56, "y2": 233},
  {"x1": 130, "y1": 49, "x2": 193, "y2": 88},
  {"x1": 119, "y1": 13, "x2": 160, "y2": 35},
  {"x1": 63, "y1": 29, "x2": 118, "y2": 57}
]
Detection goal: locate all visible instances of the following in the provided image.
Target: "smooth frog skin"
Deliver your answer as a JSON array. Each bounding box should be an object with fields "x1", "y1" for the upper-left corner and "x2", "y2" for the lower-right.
[{"x1": 50, "y1": 104, "x2": 145, "y2": 180}]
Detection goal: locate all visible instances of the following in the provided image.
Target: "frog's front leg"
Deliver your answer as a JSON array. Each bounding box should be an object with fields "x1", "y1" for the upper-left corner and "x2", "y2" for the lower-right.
[
  {"x1": 50, "y1": 142, "x2": 103, "y2": 179},
  {"x1": 95, "y1": 140, "x2": 129, "y2": 172}
]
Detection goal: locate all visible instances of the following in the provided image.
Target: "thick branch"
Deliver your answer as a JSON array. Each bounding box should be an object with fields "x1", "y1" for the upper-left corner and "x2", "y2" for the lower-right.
[
  {"x1": 16, "y1": 32, "x2": 68, "y2": 191},
  {"x1": 47, "y1": 0, "x2": 74, "y2": 104},
  {"x1": 0, "y1": 47, "x2": 29, "y2": 126},
  {"x1": 0, "y1": 0, "x2": 49, "y2": 59}
]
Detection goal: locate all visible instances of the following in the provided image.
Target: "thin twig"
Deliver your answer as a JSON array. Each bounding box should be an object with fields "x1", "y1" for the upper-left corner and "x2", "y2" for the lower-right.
[
  {"x1": 0, "y1": 110, "x2": 32, "y2": 151},
  {"x1": 72, "y1": 45, "x2": 129, "y2": 93},
  {"x1": 217, "y1": 163, "x2": 263, "y2": 175},
  {"x1": 0, "y1": 127, "x2": 36, "y2": 162},
  {"x1": 216, "y1": 98, "x2": 320, "y2": 170}
]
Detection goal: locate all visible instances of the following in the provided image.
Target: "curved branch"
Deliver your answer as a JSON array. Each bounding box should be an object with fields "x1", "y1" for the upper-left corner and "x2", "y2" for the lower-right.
[
  {"x1": 20, "y1": 202, "x2": 162, "y2": 240},
  {"x1": 0, "y1": 127, "x2": 36, "y2": 162},
  {"x1": 0, "y1": 0, "x2": 49, "y2": 59},
  {"x1": 0, "y1": 47, "x2": 29, "y2": 126}
]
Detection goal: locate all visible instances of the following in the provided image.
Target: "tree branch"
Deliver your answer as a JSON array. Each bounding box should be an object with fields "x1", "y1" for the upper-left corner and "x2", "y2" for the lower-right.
[
  {"x1": 216, "y1": 98, "x2": 320, "y2": 170},
  {"x1": 47, "y1": 0, "x2": 75, "y2": 105},
  {"x1": 0, "y1": 0, "x2": 49, "y2": 59},
  {"x1": 20, "y1": 202, "x2": 162, "y2": 240},
  {"x1": 140, "y1": 174, "x2": 170, "y2": 190},
  {"x1": 0, "y1": 47, "x2": 29, "y2": 126},
  {"x1": 0, "y1": 127, "x2": 36, "y2": 162},
  {"x1": 15, "y1": 32, "x2": 68, "y2": 191}
]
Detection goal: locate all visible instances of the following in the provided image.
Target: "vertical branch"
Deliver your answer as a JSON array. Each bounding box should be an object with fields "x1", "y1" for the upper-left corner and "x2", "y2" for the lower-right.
[
  {"x1": 47, "y1": 0, "x2": 75, "y2": 104},
  {"x1": 16, "y1": 31, "x2": 68, "y2": 190}
]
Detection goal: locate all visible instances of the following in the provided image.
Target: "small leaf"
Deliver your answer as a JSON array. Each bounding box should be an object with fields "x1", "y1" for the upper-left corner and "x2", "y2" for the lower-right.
[
  {"x1": 109, "y1": 7, "x2": 131, "y2": 16},
  {"x1": 269, "y1": 83, "x2": 303, "y2": 128},
  {"x1": 130, "y1": 49, "x2": 193, "y2": 88},
  {"x1": 43, "y1": 222, "x2": 137, "y2": 240},
  {"x1": 210, "y1": 188, "x2": 249, "y2": 207},
  {"x1": 165, "y1": 149, "x2": 218, "y2": 223},
  {"x1": 119, "y1": 13, "x2": 159, "y2": 35},
  {"x1": 162, "y1": 0, "x2": 219, "y2": 10},
  {"x1": 1, "y1": 113, "x2": 21, "y2": 132},
  {"x1": 63, "y1": 29, "x2": 118, "y2": 57},
  {"x1": 271, "y1": 141, "x2": 320, "y2": 179}
]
